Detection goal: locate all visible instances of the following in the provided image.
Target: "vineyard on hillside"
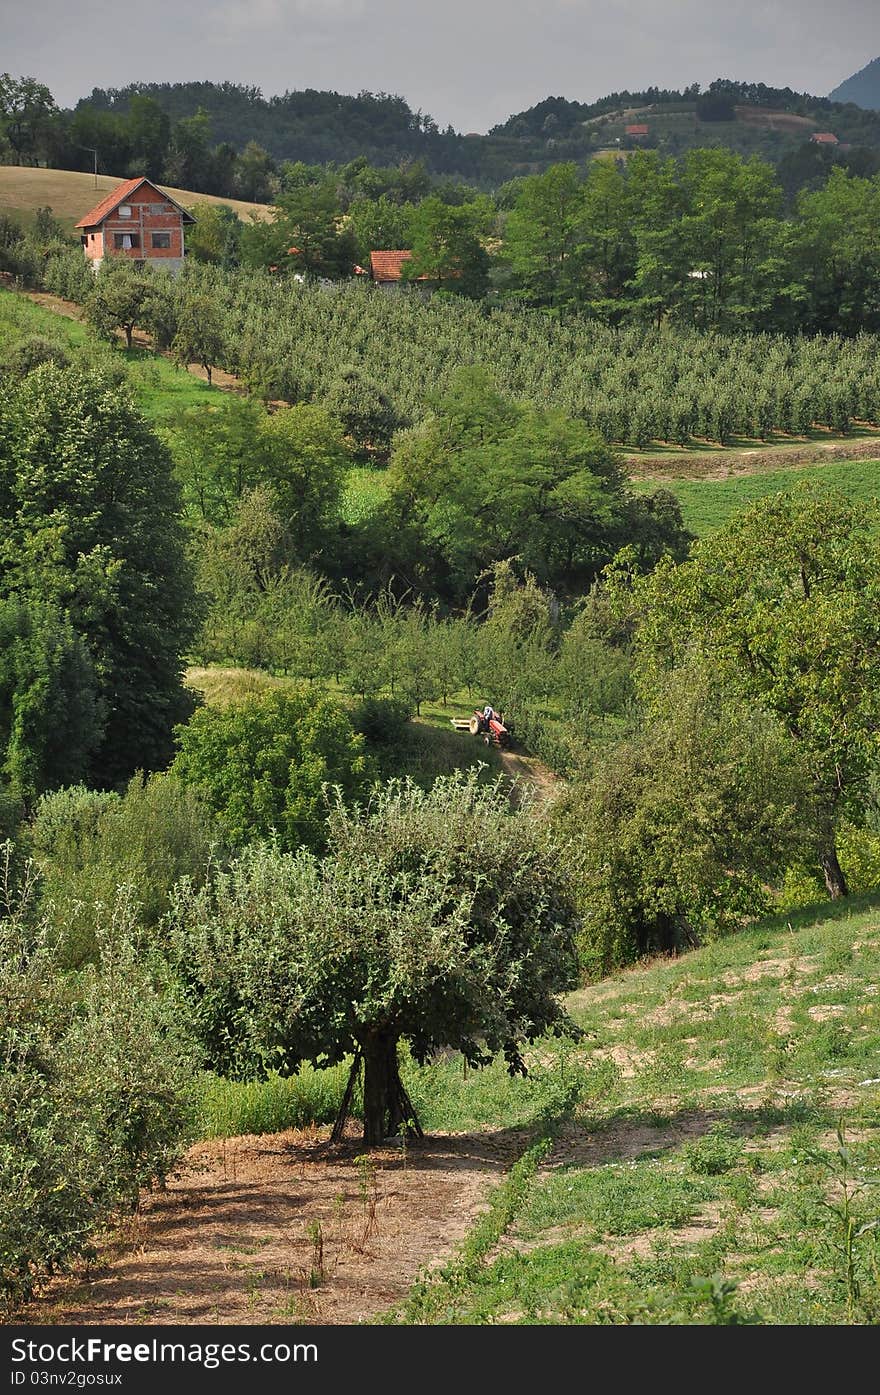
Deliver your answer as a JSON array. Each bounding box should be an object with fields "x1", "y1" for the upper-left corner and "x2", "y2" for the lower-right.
[{"x1": 120, "y1": 264, "x2": 880, "y2": 447}]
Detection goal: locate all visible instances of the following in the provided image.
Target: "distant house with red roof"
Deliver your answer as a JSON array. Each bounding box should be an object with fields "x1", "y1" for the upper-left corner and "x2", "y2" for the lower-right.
[
  {"x1": 369, "y1": 250, "x2": 431, "y2": 288},
  {"x1": 625, "y1": 124, "x2": 649, "y2": 138},
  {"x1": 76, "y1": 177, "x2": 195, "y2": 275},
  {"x1": 810, "y1": 132, "x2": 839, "y2": 146}
]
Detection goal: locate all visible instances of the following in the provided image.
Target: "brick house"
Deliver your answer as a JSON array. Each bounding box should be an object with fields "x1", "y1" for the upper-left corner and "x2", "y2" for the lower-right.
[{"x1": 76, "y1": 176, "x2": 195, "y2": 275}]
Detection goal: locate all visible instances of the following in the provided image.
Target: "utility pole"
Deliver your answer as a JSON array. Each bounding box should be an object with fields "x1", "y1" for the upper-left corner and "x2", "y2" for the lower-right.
[{"x1": 80, "y1": 147, "x2": 98, "y2": 189}]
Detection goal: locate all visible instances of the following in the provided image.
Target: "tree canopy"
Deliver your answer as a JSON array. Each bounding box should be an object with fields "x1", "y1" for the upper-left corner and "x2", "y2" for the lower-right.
[
  {"x1": 167, "y1": 772, "x2": 581, "y2": 1143},
  {"x1": 171, "y1": 687, "x2": 371, "y2": 852},
  {"x1": 0, "y1": 364, "x2": 197, "y2": 795},
  {"x1": 383, "y1": 368, "x2": 634, "y2": 599},
  {"x1": 627, "y1": 484, "x2": 880, "y2": 897}
]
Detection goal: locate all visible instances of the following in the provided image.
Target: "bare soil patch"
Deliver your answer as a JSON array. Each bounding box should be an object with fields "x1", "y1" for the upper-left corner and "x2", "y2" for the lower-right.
[
  {"x1": 15, "y1": 1125, "x2": 528, "y2": 1327},
  {"x1": 626, "y1": 437, "x2": 880, "y2": 481},
  {"x1": 499, "y1": 750, "x2": 560, "y2": 804}
]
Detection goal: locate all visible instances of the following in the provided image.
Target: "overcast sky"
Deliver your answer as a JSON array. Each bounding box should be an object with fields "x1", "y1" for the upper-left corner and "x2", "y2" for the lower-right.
[{"x1": 4, "y1": 0, "x2": 878, "y2": 132}]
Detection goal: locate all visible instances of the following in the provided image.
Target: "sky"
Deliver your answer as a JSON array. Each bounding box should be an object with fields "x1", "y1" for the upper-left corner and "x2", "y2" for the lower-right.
[{"x1": 3, "y1": 0, "x2": 878, "y2": 132}]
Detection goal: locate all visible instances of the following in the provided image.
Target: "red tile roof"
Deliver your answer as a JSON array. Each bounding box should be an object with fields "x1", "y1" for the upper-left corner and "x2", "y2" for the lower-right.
[
  {"x1": 625, "y1": 124, "x2": 649, "y2": 136},
  {"x1": 370, "y1": 250, "x2": 429, "y2": 282},
  {"x1": 810, "y1": 132, "x2": 839, "y2": 144},
  {"x1": 75, "y1": 177, "x2": 195, "y2": 228}
]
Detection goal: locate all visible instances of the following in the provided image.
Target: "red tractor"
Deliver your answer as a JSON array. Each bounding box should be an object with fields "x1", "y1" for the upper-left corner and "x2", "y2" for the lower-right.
[{"x1": 468, "y1": 706, "x2": 513, "y2": 749}]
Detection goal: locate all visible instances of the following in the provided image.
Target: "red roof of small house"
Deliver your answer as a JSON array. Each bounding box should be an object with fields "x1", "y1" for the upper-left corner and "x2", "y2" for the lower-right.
[
  {"x1": 75, "y1": 176, "x2": 196, "y2": 229},
  {"x1": 625, "y1": 124, "x2": 649, "y2": 136},
  {"x1": 369, "y1": 250, "x2": 430, "y2": 283},
  {"x1": 811, "y1": 132, "x2": 839, "y2": 144}
]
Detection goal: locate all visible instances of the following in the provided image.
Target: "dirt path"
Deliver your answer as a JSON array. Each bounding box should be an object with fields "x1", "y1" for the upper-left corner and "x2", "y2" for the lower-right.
[
  {"x1": 626, "y1": 436, "x2": 880, "y2": 481},
  {"x1": 16, "y1": 1124, "x2": 529, "y2": 1327},
  {"x1": 499, "y1": 749, "x2": 561, "y2": 803}
]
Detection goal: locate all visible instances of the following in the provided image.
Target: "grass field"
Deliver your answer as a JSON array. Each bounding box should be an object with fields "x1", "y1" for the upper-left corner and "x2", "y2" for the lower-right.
[
  {"x1": 633, "y1": 457, "x2": 880, "y2": 536},
  {"x1": 0, "y1": 287, "x2": 222, "y2": 423},
  {"x1": 0, "y1": 165, "x2": 272, "y2": 233},
  {"x1": 189, "y1": 889, "x2": 880, "y2": 1324},
  {"x1": 385, "y1": 895, "x2": 880, "y2": 1324}
]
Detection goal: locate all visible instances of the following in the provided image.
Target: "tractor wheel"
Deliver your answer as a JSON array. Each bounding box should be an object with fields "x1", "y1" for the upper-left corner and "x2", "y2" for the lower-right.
[{"x1": 468, "y1": 716, "x2": 481, "y2": 735}]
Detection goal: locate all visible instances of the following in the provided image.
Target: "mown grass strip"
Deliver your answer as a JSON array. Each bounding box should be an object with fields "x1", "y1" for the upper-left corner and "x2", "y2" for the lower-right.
[{"x1": 382, "y1": 1079, "x2": 582, "y2": 1324}]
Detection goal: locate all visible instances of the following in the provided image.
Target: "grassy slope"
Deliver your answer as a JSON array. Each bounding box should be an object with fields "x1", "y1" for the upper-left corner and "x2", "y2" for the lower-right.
[
  {"x1": 0, "y1": 287, "x2": 222, "y2": 424},
  {"x1": 386, "y1": 896, "x2": 880, "y2": 1325},
  {"x1": 633, "y1": 457, "x2": 880, "y2": 536},
  {"x1": 0, "y1": 165, "x2": 271, "y2": 233},
  {"x1": 197, "y1": 893, "x2": 880, "y2": 1324}
]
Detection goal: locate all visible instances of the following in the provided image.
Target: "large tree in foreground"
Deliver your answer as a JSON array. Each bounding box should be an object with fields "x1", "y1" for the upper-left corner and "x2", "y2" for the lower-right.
[
  {"x1": 167, "y1": 772, "x2": 581, "y2": 1144},
  {"x1": 628, "y1": 485, "x2": 880, "y2": 899}
]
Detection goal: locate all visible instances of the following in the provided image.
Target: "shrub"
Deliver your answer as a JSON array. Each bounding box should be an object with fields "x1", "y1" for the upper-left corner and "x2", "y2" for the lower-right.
[
  {"x1": 42, "y1": 247, "x2": 95, "y2": 303},
  {"x1": 684, "y1": 1125, "x2": 743, "y2": 1176},
  {"x1": 349, "y1": 695, "x2": 412, "y2": 746},
  {"x1": 29, "y1": 775, "x2": 219, "y2": 967},
  {"x1": 0, "y1": 862, "x2": 197, "y2": 1314},
  {"x1": 171, "y1": 688, "x2": 373, "y2": 852},
  {"x1": 2, "y1": 335, "x2": 70, "y2": 378}
]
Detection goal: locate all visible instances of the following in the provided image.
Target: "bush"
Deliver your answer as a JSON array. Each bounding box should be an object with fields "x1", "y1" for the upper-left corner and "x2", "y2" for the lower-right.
[
  {"x1": 552, "y1": 668, "x2": 814, "y2": 977},
  {"x1": 0, "y1": 863, "x2": 197, "y2": 1314},
  {"x1": 684, "y1": 1125, "x2": 743, "y2": 1176},
  {"x1": 172, "y1": 688, "x2": 373, "y2": 852},
  {"x1": 2, "y1": 336, "x2": 70, "y2": 378},
  {"x1": 349, "y1": 695, "x2": 412, "y2": 746},
  {"x1": 29, "y1": 775, "x2": 219, "y2": 967},
  {"x1": 42, "y1": 247, "x2": 95, "y2": 304}
]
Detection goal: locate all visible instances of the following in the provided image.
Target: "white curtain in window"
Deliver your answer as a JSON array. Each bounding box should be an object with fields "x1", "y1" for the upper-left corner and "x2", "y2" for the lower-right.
[{"x1": 122, "y1": 234, "x2": 132, "y2": 250}]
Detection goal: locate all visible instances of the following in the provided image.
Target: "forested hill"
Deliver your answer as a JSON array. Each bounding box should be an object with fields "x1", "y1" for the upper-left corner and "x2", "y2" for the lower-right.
[
  {"x1": 75, "y1": 76, "x2": 880, "y2": 182},
  {"x1": 78, "y1": 83, "x2": 480, "y2": 175},
  {"x1": 829, "y1": 57, "x2": 880, "y2": 112}
]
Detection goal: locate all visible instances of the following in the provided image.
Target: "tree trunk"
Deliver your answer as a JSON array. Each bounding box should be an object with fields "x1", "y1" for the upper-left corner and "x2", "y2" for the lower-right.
[
  {"x1": 819, "y1": 841, "x2": 849, "y2": 900},
  {"x1": 360, "y1": 1031, "x2": 423, "y2": 1147},
  {"x1": 125, "y1": 325, "x2": 133, "y2": 350}
]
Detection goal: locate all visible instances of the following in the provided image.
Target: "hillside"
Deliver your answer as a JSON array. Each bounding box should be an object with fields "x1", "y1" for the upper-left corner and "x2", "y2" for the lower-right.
[
  {"x1": 0, "y1": 166, "x2": 271, "y2": 234},
  {"x1": 829, "y1": 57, "x2": 880, "y2": 111},
  {"x1": 67, "y1": 77, "x2": 880, "y2": 185},
  {"x1": 17, "y1": 894, "x2": 880, "y2": 1325}
]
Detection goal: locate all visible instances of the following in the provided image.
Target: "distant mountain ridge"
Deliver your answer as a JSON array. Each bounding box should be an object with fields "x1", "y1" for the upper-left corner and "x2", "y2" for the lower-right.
[
  {"x1": 58, "y1": 75, "x2": 880, "y2": 187},
  {"x1": 829, "y1": 57, "x2": 880, "y2": 112}
]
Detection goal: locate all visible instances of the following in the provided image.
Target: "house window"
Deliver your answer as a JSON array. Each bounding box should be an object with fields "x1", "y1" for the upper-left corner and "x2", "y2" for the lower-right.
[
  {"x1": 151, "y1": 232, "x2": 172, "y2": 249},
  {"x1": 118, "y1": 205, "x2": 133, "y2": 218},
  {"x1": 113, "y1": 233, "x2": 140, "y2": 250}
]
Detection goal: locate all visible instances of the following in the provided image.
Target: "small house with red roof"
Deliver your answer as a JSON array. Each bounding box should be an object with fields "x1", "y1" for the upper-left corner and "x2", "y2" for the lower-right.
[
  {"x1": 76, "y1": 177, "x2": 195, "y2": 275},
  {"x1": 810, "y1": 132, "x2": 839, "y2": 146},
  {"x1": 625, "y1": 124, "x2": 649, "y2": 139},
  {"x1": 369, "y1": 250, "x2": 431, "y2": 290}
]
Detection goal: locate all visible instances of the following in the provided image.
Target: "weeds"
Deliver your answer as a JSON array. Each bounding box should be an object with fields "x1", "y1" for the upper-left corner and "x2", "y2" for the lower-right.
[
  {"x1": 306, "y1": 1221, "x2": 326, "y2": 1289},
  {"x1": 820, "y1": 1122, "x2": 880, "y2": 1321}
]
